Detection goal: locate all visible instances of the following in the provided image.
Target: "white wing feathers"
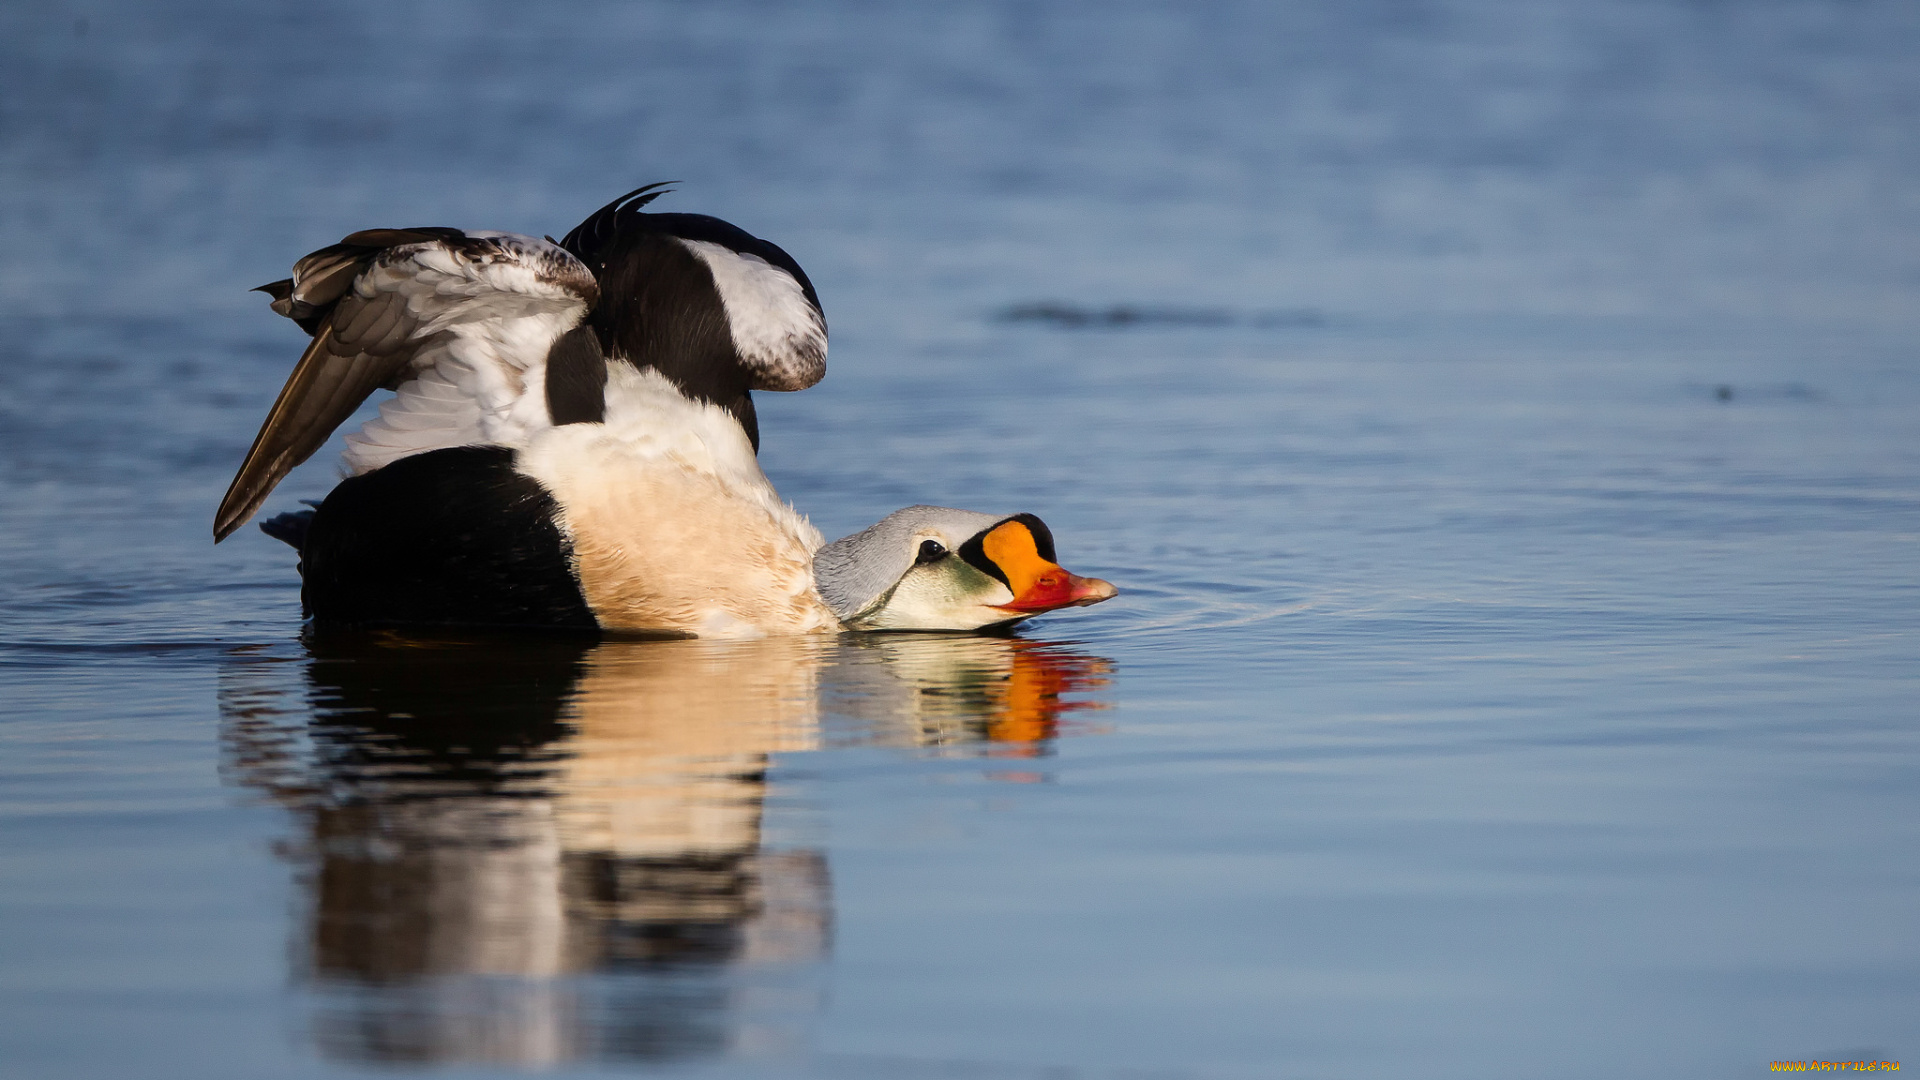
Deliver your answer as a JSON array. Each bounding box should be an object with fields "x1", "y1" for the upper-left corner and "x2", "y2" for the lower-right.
[
  {"x1": 339, "y1": 238, "x2": 593, "y2": 474},
  {"x1": 215, "y1": 230, "x2": 598, "y2": 540},
  {"x1": 678, "y1": 238, "x2": 827, "y2": 392}
]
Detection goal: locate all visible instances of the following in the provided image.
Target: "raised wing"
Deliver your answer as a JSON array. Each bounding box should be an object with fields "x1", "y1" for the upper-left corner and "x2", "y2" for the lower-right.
[
  {"x1": 215, "y1": 230, "x2": 597, "y2": 541},
  {"x1": 561, "y1": 185, "x2": 826, "y2": 451}
]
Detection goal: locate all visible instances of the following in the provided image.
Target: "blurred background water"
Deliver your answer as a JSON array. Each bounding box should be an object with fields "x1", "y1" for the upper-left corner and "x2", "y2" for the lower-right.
[{"x1": 2, "y1": 1, "x2": 1918, "y2": 1077}]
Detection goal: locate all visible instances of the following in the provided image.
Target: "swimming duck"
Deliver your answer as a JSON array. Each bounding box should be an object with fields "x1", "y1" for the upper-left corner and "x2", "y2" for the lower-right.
[
  {"x1": 220, "y1": 188, "x2": 1115, "y2": 636},
  {"x1": 277, "y1": 362, "x2": 1112, "y2": 635}
]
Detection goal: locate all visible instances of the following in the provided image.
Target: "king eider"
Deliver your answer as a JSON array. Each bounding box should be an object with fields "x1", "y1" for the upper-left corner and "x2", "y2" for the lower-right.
[{"x1": 216, "y1": 186, "x2": 1116, "y2": 637}]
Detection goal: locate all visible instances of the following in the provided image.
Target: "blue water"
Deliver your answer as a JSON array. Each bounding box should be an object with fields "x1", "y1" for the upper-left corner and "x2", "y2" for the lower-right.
[{"x1": 3, "y1": 1, "x2": 1918, "y2": 1077}]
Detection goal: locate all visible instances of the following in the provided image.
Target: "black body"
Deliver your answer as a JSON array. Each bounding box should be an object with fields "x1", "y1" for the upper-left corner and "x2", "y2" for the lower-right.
[{"x1": 295, "y1": 446, "x2": 597, "y2": 631}]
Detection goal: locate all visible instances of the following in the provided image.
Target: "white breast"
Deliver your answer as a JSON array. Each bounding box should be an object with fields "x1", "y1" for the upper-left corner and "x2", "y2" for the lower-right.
[{"x1": 513, "y1": 366, "x2": 837, "y2": 639}]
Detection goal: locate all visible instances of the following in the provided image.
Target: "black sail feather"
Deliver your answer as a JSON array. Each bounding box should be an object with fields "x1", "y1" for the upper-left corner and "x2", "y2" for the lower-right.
[
  {"x1": 557, "y1": 183, "x2": 828, "y2": 454},
  {"x1": 560, "y1": 185, "x2": 823, "y2": 314},
  {"x1": 559, "y1": 182, "x2": 679, "y2": 271},
  {"x1": 592, "y1": 231, "x2": 764, "y2": 447}
]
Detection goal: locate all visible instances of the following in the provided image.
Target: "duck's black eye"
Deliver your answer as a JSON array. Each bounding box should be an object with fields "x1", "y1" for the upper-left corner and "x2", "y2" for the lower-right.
[{"x1": 915, "y1": 539, "x2": 947, "y2": 565}]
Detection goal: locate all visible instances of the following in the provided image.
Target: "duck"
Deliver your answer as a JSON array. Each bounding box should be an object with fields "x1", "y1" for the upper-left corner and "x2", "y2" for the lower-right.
[{"x1": 219, "y1": 186, "x2": 1115, "y2": 637}]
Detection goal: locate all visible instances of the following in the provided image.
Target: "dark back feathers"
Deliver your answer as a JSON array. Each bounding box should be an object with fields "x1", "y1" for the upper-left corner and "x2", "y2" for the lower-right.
[{"x1": 558, "y1": 184, "x2": 832, "y2": 452}]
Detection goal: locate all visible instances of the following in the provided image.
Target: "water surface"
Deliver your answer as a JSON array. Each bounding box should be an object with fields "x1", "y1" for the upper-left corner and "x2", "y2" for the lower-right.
[{"x1": 2, "y1": 1, "x2": 1918, "y2": 1077}]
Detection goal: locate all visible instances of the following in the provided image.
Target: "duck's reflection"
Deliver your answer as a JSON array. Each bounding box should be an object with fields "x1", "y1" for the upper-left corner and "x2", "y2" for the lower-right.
[
  {"x1": 827, "y1": 634, "x2": 1116, "y2": 757},
  {"x1": 219, "y1": 631, "x2": 1112, "y2": 1067}
]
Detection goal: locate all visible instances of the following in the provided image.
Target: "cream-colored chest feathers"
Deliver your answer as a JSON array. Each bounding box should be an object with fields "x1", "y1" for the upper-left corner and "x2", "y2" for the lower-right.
[{"x1": 514, "y1": 369, "x2": 837, "y2": 639}]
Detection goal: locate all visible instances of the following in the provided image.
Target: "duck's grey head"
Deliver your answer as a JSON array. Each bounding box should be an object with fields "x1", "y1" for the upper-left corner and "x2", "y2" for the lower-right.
[{"x1": 813, "y1": 505, "x2": 1117, "y2": 631}]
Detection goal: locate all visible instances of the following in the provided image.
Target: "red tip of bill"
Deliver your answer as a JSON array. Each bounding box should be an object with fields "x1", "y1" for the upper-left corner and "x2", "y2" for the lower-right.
[{"x1": 1000, "y1": 571, "x2": 1118, "y2": 613}]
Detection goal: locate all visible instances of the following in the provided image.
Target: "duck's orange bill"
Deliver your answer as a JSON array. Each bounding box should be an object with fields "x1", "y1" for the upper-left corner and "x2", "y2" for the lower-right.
[{"x1": 981, "y1": 520, "x2": 1118, "y2": 612}]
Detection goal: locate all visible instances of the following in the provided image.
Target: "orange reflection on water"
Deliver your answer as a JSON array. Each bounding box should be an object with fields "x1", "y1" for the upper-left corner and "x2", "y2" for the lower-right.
[{"x1": 984, "y1": 640, "x2": 1115, "y2": 756}]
